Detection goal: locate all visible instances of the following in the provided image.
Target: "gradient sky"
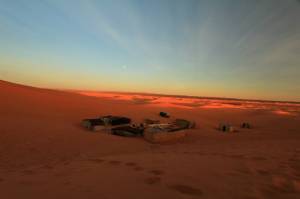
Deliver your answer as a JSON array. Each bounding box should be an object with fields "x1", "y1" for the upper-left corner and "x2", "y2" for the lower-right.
[{"x1": 0, "y1": 0, "x2": 300, "y2": 101}]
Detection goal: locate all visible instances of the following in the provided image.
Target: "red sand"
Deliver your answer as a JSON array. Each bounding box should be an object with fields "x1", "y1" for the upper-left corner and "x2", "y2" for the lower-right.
[{"x1": 1, "y1": 80, "x2": 300, "y2": 199}]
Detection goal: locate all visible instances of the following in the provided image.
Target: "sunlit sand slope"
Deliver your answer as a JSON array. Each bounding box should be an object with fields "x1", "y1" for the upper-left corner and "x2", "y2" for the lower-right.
[{"x1": 1, "y1": 80, "x2": 300, "y2": 199}]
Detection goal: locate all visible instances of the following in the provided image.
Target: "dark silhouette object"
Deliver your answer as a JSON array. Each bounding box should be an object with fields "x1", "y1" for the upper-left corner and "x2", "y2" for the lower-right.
[
  {"x1": 82, "y1": 118, "x2": 104, "y2": 129},
  {"x1": 111, "y1": 124, "x2": 144, "y2": 137},
  {"x1": 173, "y1": 119, "x2": 196, "y2": 130},
  {"x1": 241, "y1": 122, "x2": 251, "y2": 129},
  {"x1": 159, "y1": 112, "x2": 170, "y2": 118},
  {"x1": 101, "y1": 115, "x2": 131, "y2": 126},
  {"x1": 218, "y1": 123, "x2": 234, "y2": 132},
  {"x1": 143, "y1": 119, "x2": 196, "y2": 143},
  {"x1": 144, "y1": 119, "x2": 160, "y2": 125},
  {"x1": 82, "y1": 115, "x2": 131, "y2": 131}
]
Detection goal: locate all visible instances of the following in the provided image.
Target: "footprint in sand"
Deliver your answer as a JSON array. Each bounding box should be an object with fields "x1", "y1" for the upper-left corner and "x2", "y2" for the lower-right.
[
  {"x1": 227, "y1": 154, "x2": 245, "y2": 159},
  {"x1": 251, "y1": 156, "x2": 267, "y2": 161},
  {"x1": 149, "y1": 169, "x2": 165, "y2": 176},
  {"x1": 169, "y1": 184, "x2": 203, "y2": 196},
  {"x1": 256, "y1": 169, "x2": 271, "y2": 176},
  {"x1": 144, "y1": 177, "x2": 161, "y2": 185},
  {"x1": 158, "y1": 151, "x2": 167, "y2": 154},
  {"x1": 235, "y1": 168, "x2": 252, "y2": 175},
  {"x1": 267, "y1": 175, "x2": 299, "y2": 194},
  {"x1": 43, "y1": 165, "x2": 54, "y2": 170},
  {"x1": 19, "y1": 180, "x2": 36, "y2": 186},
  {"x1": 88, "y1": 158, "x2": 105, "y2": 164},
  {"x1": 22, "y1": 169, "x2": 35, "y2": 175},
  {"x1": 54, "y1": 172, "x2": 70, "y2": 177},
  {"x1": 63, "y1": 161, "x2": 71, "y2": 165},
  {"x1": 288, "y1": 156, "x2": 299, "y2": 163},
  {"x1": 124, "y1": 162, "x2": 144, "y2": 171},
  {"x1": 63, "y1": 181, "x2": 71, "y2": 186},
  {"x1": 289, "y1": 159, "x2": 300, "y2": 178},
  {"x1": 133, "y1": 166, "x2": 144, "y2": 171},
  {"x1": 125, "y1": 162, "x2": 137, "y2": 167},
  {"x1": 196, "y1": 152, "x2": 205, "y2": 155},
  {"x1": 108, "y1": 160, "x2": 122, "y2": 165}
]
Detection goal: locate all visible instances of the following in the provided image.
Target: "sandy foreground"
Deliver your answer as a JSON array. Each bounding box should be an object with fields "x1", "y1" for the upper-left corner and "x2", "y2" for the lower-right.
[{"x1": 0, "y1": 80, "x2": 300, "y2": 199}]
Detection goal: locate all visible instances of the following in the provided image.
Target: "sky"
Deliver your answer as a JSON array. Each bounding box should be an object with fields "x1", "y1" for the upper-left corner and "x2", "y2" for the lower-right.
[{"x1": 0, "y1": 0, "x2": 300, "y2": 101}]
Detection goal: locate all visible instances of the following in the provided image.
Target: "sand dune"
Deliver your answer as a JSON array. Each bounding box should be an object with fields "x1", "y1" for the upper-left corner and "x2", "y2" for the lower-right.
[{"x1": 1, "y1": 80, "x2": 300, "y2": 199}]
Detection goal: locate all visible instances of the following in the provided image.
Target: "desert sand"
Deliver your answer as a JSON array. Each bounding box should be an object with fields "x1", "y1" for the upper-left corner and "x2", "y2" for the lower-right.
[{"x1": 1, "y1": 80, "x2": 300, "y2": 199}]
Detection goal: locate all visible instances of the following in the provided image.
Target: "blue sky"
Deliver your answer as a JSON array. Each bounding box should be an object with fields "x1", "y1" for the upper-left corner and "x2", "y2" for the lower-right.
[{"x1": 0, "y1": 0, "x2": 300, "y2": 101}]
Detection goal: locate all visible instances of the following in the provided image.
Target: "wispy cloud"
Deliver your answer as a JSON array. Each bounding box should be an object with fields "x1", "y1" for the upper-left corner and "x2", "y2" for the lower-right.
[{"x1": 1, "y1": 0, "x2": 300, "y2": 101}]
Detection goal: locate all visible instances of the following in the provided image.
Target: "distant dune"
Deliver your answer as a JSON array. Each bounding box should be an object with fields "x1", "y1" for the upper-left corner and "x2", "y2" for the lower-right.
[
  {"x1": 71, "y1": 88, "x2": 300, "y2": 104},
  {"x1": 1, "y1": 80, "x2": 300, "y2": 199},
  {"x1": 76, "y1": 89, "x2": 300, "y2": 115}
]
